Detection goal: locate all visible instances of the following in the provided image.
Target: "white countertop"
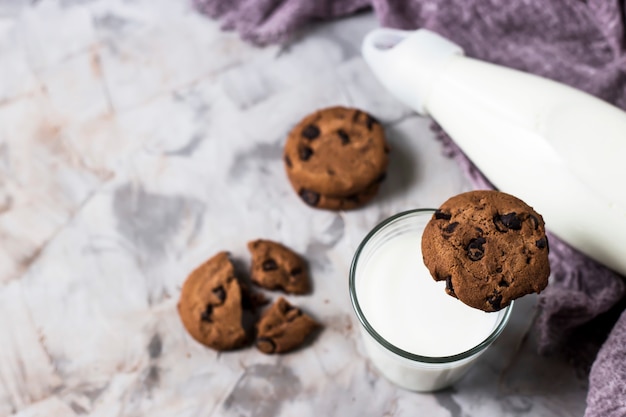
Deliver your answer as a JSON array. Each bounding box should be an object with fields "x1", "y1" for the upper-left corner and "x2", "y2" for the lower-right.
[{"x1": 0, "y1": 0, "x2": 587, "y2": 415}]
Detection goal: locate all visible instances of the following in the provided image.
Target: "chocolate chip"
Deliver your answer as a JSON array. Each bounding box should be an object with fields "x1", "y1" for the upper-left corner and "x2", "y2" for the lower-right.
[
  {"x1": 299, "y1": 189, "x2": 320, "y2": 206},
  {"x1": 200, "y1": 304, "x2": 213, "y2": 322},
  {"x1": 498, "y1": 279, "x2": 509, "y2": 287},
  {"x1": 493, "y1": 215, "x2": 507, "y2": 232},
  {"x1": 444, "y1": 222, "x2": 459, "y2": 234},
  {"x1": 487, "y1": 294, "x2": 502, "y2": 310},
  {"x1": 376, "y1": 172, "x2": 387, "y2": 183},
  {"x1": 434, "y1": 210, "x2": 452, "y2": 220},
  {"x1": 255, "y1": 337, "x2": 276, "y2": 354},
  {"x1": 446, "y1": 276, "x2": 456, "y2": 297},
  {"x1": 262, "y1": 259, "x2": 278, "y2": 271},
  {"x1": 529, "y1": 215, "x2": 540, "y2": 230},
  {"x1": 290, "y1": 267, "x2": 302, "y2": 276},
  {"x1": 284, "y1": 155, "x2": 292, "y2": 168},
  {"x1": 496, "y1": 266, "x2": 503, "y2": 273},
  {"x1": 299, "y1": 145, "x2": 313, "y2": 161},
  {"x1": 337, "y1": 129, "x2": 350, "y2": 145},
  {"x1": 536, "y1": 237, "x2": 548, "y2": 249},
  {"x1": 212, "y1": 286, "x2": 226, "y2": 303},
  {"x1": 494, "y1": 212, "x2": 522, "y2": 232},
  {"x1": 302, "y1": 124, "x2": 320, "y2": 140},
  {"x1": 366, "y1": 115, "x2": 379, "y2": 130},
  {"x1": 501, "y1": 213, "x2": 522, "y2": 230},
  {"x1": 467, "y1": 237, "x2": 486, "y2": 261}
]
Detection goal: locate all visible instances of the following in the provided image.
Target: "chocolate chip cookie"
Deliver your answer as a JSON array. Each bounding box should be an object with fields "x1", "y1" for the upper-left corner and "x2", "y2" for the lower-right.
[
  {"x1": 421, "y1": 190, "x2": 550, "y2": 312},
  {"x1": 248, "y1": 239, "x2": 310, "y2": 294},
  {"x1": 177, "y1": 252, "x2": 247, "y2": 350},
  {"x1": 255, "y1": 297, "x2": 320, "y2": 354},
  {"x1": 283, "y1": 106, "x2": 389, "y2": 209}
]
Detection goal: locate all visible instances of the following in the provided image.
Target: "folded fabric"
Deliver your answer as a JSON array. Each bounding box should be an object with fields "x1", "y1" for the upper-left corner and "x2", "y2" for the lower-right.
[
  {"x1": 193, "y1": 0, "x2": 626, "y2": 415},
  {"x1": 586, "y1": 309, "x2": 626, "y2": 417}
]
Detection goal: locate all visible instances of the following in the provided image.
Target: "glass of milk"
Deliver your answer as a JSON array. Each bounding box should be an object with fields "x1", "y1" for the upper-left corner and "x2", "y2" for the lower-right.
[{"x1": 349, "y1": 209, "x2": 513, "y2": 392}]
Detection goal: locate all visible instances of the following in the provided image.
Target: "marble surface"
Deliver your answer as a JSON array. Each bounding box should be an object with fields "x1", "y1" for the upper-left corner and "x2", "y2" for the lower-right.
[{"x1": 0, "y1": 1, "x2": 588, "y2": 416}]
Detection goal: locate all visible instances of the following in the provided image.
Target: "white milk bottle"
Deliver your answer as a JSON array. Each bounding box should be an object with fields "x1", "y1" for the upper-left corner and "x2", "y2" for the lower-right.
[{"x1": 361, "y1": 28, "x2": 626, "y2": 277}]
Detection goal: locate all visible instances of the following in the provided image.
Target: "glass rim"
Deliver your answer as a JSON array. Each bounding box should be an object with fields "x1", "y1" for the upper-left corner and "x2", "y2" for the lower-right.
[{"x1": 349, "y1": 208, "x2": 514, "y2": 364}]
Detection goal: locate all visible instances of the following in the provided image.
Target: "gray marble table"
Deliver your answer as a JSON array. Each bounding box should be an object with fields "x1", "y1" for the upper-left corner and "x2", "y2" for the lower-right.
[{"x1": 0, "y1": 0, "x2": 587, "y2": 415}]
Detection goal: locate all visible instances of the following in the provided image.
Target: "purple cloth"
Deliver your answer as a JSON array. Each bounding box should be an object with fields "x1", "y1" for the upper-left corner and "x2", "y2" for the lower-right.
[
  {"x1": 587, "y1": 309, "x2": 626, "y2": 417},
  {"x1": 194, "y1": 0, "x2": 626, "y2": 415}
]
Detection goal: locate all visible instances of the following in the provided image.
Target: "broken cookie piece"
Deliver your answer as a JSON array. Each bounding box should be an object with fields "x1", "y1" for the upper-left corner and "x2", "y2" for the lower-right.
[
  {"x1": 247, "y1": 239, "x2": 310, "y2": 294},
  {"x1": 177, "y1": 252, "x2": 247, "y2": 350},
  {"x1": 255, "y1": 297, "x2": 320, "y2": 354}
]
